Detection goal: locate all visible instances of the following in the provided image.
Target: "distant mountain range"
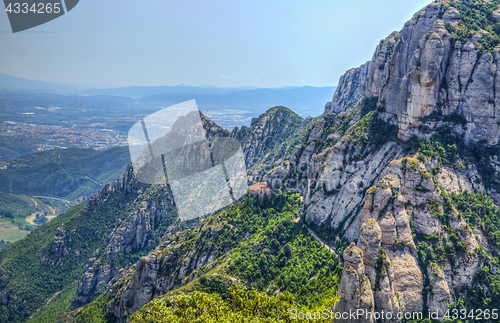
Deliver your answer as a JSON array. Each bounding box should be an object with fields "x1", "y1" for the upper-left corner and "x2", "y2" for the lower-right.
[
  {"x1": 0, "y1": 73, "x2": 74, "y2": 94},
  {"x1": 82, "y1": 84, "x2": 260, "y2": 98},
  {"x1": 0, "y1": 72, "x2": 336, "y2": 119}
]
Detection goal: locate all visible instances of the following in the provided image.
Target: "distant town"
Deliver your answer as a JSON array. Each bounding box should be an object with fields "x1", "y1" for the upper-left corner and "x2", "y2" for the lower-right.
[{"x1": 1, "y1": 121, "x2": 128, "y2": 153}]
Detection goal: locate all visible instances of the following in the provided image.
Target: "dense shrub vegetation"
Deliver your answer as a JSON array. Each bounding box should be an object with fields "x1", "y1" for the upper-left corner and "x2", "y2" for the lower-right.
[
  {"x1": 241, "y1": 106, "x2": 305, "y2": 166},
  {"x1": 0, "y1": 147, "x2": 130, "y2": 200},
  {"x1": 451, "y1": 191, "x2": 500, "y2": 257},
  {"x1": 448, "y1": 191, "x2": 500, "y2": 323},
  {"x1": 406, "y1": 189, "x2": 500, "y2": 323},
  {"x1": 228, "y1": 220, "x2": 342, "y2": 306},
  {"x1": 347, "y1": 110, "x2": 398, "y2": 160},
  {"x1": 440, "y1": 0, "x2": 500, "y2": 52},
  {"x1": 405, "y1": 125, "x2": 500, "y2": 190},
  {"x1": 70, "y1": 192, "x2": 343, "y2": 323},
  {"x1": 0, "y1": 188, "x2": 138, "y2": 323},
  {"x1": 131, "y1": 284, "x2": 339, "y2": 323}
]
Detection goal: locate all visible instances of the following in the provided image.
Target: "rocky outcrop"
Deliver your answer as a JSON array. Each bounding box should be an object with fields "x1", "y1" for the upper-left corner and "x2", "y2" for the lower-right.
[
  {"x1": 107, "y1": 231, "x2": 221, "y2": 320},
  {"x1": 357, "y1": 1, "x2": 500, "y2": 144},
  {"x1": 112, "y1": 253, "x2": 161, "y2": 317},
  {"x1": 334, "y1": 243, "x2": 375, "y2": 323},
  {"x1": 332, "y1": 156, "x2": 485, "y2": 320},
  {"x1": 364, "y1": 32, "x2": 399, "y2": 99},
  {"x1": 87, "y1": 163, "x2": 142, "y2": 209},
  {"x1": 104, "y1": 199, "x2": 173, "y2": 256},
  {"x1": 73, "y1": 185, "x2": 175, "y2": 306},
  {"x1": 357, "y1": 175, "x2": 422, "y2": 316},
  {"x1": 231, "y1": 106, "x2": 304, "y2": 167},
  {"x1": 325, "y1": 62, "x2": 371, "y2": 114},
  {"x1": 427, "y1": 263, "x2": 451, "y2": 319},
  {"x1": 442, "y1": 7, "x2": 460, "y2": 25},
  {"x1": 307, "y1": 139, "x2": 402, "y2": 240},
  {"x1": 73, "y1": 261, "x2": 118, "y2": 305}
]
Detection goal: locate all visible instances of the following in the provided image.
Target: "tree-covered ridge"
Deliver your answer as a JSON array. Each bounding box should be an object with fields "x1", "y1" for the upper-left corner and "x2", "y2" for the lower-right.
[
  {"x1": 0, "y1": 147, "x2": 130, "y2": 201},
  {"x1": 263, "y1": 116, "x2": 317, "y2": 166},
  {"x1": 69, "y1": 192, "x2": 342, "y2": 322},
  {"x1": 129, "y1": 284, "x2": 341, "y2": 323},
  {"x1": 447, "y1": 191, "x2": 500, "y2": 322},
  {"x1": 225, "y1": 199, "x2": 341, "y2": 306},
  {"x1": 234, "y1": 106, "x2": 306, "y2": 166},
  {"x1": 0, "y1": 186, "x2": 140, "y2": 323},
  {"x1": 0, "y1": 192, "x2": 35, "y2": 220}
]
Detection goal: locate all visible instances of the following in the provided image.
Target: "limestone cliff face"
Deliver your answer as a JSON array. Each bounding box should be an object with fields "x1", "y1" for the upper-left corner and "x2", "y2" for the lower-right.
[
  {"x1": 363, "y1": 1, "x2": 500, "y2": 144},
  {"x1": 364, "y1": 32, "x2": 399, "y2": 99},
  {"x1": 306, "y1": 5, "x2": 500, "y2": 317},
  {"x1": 334, "y1": 243, "x2": 375, "y2": 323},
  {"x1": 105, "y1": 217, "x2": 239, "y2": 320},
  {"x1": 356, "y1": 175, "x2": 423, "y2": 319},
  {"x1": 325, "y1": 62, "x2": 371, "y2": 114},
  {"x1": 333, "y1": 160, "x2": 483, "y2": 320},
  {"x1": 326, "y1": 1, "x2": 500, "y2": 145},
  {"x1": 276, "y1": 102, "x2": 486, "y2": 319},
  {"x1": 324, "y1": 30, "x2": 398, "y2": 116},
  {"x1": 268, "y1": 16, "x2": 497, "y2": 312},
  {"x1": 73, "y1": 182, "x2": 176, "y2": 306},
  {"x1": 73, "y1": 191, "x2": 174, "y2": 306}
]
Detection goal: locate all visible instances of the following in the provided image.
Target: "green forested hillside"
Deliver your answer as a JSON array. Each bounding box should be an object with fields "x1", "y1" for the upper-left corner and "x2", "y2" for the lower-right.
[
  {"x1": 0, "y1": 188, "x2": 139, "y2": 323},
  {"x1": 130, "y1": 285, "x2": 339, "y2": 323},
  {"x1": 0, "y1": 192, "x2": 36, "y2": 219},
  {"x1": 69, "y1": 192, "x2": 342, "y2": 323},
  {"x1": 0, "y1": 147, "x2": 130, "y2": 201},
  {"x1": 0, "y1": 192, "x2": 58, "y2": 247}
]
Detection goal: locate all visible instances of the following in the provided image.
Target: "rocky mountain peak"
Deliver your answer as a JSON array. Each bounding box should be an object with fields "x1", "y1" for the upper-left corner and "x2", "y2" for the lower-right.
[
  {"x1": 328, "y1": 0, "x2": 500, "y2": 144},
  {"x1": 231, "y1": 106, "x2": 304, "y2": 166}
]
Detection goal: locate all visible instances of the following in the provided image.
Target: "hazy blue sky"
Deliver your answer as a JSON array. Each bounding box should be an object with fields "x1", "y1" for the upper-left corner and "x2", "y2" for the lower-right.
[{"x1": 0, "y1": 0, "x2": 432, "y2": 88}]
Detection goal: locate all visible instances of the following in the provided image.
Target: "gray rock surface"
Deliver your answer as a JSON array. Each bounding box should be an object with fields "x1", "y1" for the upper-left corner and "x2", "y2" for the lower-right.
[
  {"x1": 334, "y1": 243, "x2": 375, "y2": 323},
  {"x1": 357, "y1": 2, "x2": 500, "y2": 145},
  {"x1": 325, "y1": 62, "x2": 371, "y2": 114}
]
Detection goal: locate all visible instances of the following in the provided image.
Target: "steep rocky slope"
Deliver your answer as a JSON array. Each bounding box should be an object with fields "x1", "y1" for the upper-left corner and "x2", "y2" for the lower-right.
[
  {"x1": 5, "y1": 1, "x2": 500, "y2": 322},
  {"x1": 71, "y1": 107, "x2": 307, "y2": 308},
  {"x1": 64, "y1": 1, "x2": 500, "y2": 321},
  {"x1": 0, "y1": 106, "x2": 312, "y2": 323},
  {"x1": 324, "y1": 62, "x2": 371, "y2": 114},
  {"x1": 68, "y1": 193, "x2": 342, "y2": 322},
  {"x1": 269, "y1": 0, "x2": 500, "y2": 320},
  {"x1": 231, "y1": 106, "x2": 307, "y2": 167}
]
